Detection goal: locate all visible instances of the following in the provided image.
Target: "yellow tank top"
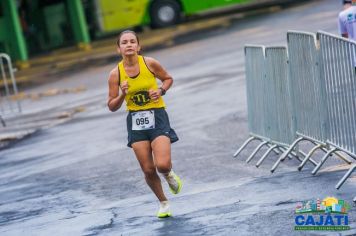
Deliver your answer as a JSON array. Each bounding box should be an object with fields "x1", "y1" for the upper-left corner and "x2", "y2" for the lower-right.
[{"x1": 118, "y1": 56, "x2": 166, "y2": 111}]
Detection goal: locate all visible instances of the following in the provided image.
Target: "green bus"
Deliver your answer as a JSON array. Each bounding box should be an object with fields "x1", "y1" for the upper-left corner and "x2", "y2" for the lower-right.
[
  {"x1": 91, "y1": 0, "x2": 290, "y2": 34},
  {"x1": 0, "y1": 0, "x2": 298, "y2": 62}
]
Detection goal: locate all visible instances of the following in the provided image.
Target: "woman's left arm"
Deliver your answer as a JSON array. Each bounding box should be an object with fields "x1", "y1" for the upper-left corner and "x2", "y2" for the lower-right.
[{"x1": 145, "y1": 57, "x2": 173, "y2": 100}]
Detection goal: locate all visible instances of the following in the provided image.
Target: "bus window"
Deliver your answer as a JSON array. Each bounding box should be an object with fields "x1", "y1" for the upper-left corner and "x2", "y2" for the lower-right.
[{"x1": 96, "y1": 0, "x2": 149, "y2": 32}]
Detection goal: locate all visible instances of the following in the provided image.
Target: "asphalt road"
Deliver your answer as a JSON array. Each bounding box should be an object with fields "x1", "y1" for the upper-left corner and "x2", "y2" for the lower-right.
[{"x1": 1, "y1": 0, "x2": 355, "y2": 235}]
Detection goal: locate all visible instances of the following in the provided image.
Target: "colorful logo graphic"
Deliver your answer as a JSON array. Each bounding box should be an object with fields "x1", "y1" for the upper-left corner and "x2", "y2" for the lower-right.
[
  {"x1": 130, "y1": 91, "x2": 151, "y2": 106},
  {"x1": 348, "y1": 13, "x2": 353, "y2": 22},
  {"x1": 294, "y1": 197, "x2": 351, "y2": 231}
]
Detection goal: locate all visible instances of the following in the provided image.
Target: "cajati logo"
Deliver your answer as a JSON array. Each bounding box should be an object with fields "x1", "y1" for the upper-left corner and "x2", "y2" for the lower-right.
[{"x1": 294, "y1": 197, "x2": 351, "y2": 231}]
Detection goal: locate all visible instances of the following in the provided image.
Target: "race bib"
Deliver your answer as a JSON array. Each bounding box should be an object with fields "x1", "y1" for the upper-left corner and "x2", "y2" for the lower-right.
[{"x1": 131, "y1": 110, "x2": 155, "y2": 130}]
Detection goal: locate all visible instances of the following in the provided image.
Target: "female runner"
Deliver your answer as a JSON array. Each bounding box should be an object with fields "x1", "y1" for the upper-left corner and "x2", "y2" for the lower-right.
[{"x1": 107, "y1": 30, "x2": 182, "y2": 218}]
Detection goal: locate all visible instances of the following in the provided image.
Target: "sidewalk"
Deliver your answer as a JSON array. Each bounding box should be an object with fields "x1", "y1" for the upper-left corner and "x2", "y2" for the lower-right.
[{"x1": 11, "y1": 16, "x2": 235, "y2": 88}]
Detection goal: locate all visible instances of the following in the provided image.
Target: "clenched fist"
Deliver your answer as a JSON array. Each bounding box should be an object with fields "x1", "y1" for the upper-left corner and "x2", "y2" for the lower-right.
[
  {"x1": 121, "y1": 80, "x2": 129, "y2": 95},
  {"x1": 148, "y1": 89, "x2": 161, "y2": 102}
]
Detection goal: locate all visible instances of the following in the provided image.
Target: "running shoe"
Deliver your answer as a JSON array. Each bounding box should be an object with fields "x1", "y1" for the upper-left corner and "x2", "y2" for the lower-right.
[
  {"x1": 165, "y1": 170, "x2": 182, "y2": 194},
  {"x1": 157, "y1": 201, "x2": 172, "y2": 218}
]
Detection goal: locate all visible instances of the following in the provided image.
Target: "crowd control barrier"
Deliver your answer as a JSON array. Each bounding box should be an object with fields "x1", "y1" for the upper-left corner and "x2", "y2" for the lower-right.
[
  {"x1": 234, "y1": 45, "x2": 316, "y2": 167},
  {"x1": 0, "y1": 53, "x2": 21, "y2": 126},
  {"x1": 271, "y1": 31, "x2": 351, "y2": 173},
  {"x1": 314, "y1": 31, "x2": 356, "y2": 188},
  {"x1": 234, "y1": 31, "x2": 356, "y2": 190}
]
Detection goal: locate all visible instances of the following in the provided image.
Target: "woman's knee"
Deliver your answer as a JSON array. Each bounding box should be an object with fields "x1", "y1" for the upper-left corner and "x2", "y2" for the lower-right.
[
  {"x1": 156, "y1": 163, "x2": 171, "y2": 174},
  {"x1": 143, "y1": 167, "x2": 157, "y2": 178}
]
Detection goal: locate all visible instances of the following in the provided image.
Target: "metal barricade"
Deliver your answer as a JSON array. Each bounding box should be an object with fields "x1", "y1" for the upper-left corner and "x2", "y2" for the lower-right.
[
  {"x1": 262, "y1": 46, "x2": 311, "y2": 167},
  {"x1": 245, "y1": 46, "x2": 267, "y2": 139},
  {"x1": 233, "y1": 46, "x2": 269, "y2": 161},
  {"x1": 271, "y1": 31, "x2": 351, "y2": 173},
  {"x1": 234, "y1": 46, "x2": 313, "y2": 167},
  {"x1": 314, "y1": 31, "x2": 356, "y2": 188},
  {"x1": 0, "y1": 53, "x2": 21, "y2": 126},
  {"x1": 236, "y1": 31, "x2": 356, "y2": 190},
  {"x1": 265, "y1": 47, "x2": 294, "y2": 147}
]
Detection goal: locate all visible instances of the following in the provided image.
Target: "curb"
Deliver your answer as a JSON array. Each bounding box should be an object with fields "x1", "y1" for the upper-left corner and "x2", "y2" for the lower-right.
[{"x1": 0, "y1": 129, "x2": 40, "y2": 151}]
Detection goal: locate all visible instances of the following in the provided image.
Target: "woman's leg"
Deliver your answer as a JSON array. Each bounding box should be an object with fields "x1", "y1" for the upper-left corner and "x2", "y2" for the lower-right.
[
  {"x1": 151, "y1": 136, "x2": 172, "y2": 173},
  {"x1": 151, "y1": 136, "x2": 182, "y2": 194},
  {"x1": 132, "y1": 140, "x2": 167, "y2": 201}
]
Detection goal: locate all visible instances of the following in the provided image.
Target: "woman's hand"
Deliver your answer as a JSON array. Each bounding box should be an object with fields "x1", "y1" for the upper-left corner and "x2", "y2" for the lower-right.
[
  {"x1": 149, "y1": 89, "x2": 161, "y2": 102},
  {"x1": 121, "y1": 80, "x2": 129, "y2": 95}
]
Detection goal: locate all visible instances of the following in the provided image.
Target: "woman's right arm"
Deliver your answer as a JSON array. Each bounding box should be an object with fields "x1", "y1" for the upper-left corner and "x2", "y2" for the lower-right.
[{"x1": 107, "y1": 68, "x2": 125, "y2": 112}]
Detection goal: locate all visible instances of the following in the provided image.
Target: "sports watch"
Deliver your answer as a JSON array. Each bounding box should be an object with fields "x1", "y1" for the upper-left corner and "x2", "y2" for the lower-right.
[{"x1": 159, "y1": 87, "x2": 166, "y2": 96}]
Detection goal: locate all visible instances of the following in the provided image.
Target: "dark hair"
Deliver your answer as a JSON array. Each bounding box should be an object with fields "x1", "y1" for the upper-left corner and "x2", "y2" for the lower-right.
[
  {"x1": 344, "y1": 0, "x2": 352, "y2": 4},
  {"x1": 116, "y1": 30, "x2": 140, "y2": 47}
]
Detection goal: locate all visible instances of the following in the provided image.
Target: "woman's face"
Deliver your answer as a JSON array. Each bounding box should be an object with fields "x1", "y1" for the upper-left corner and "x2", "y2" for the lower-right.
[{"x1": 118, "y1": 33, "x2": 140, "y2": 56}]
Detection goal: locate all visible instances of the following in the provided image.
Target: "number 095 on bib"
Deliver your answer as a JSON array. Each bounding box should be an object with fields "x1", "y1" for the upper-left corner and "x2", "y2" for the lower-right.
[{"x1": 131, "y1": 110, "x2": 155, "y2": 130}]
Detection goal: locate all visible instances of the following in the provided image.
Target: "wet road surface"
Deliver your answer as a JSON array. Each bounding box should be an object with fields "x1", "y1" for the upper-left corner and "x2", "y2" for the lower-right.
[{"x1": 1, "y1": 0, "x2": 355, "y2": 235}]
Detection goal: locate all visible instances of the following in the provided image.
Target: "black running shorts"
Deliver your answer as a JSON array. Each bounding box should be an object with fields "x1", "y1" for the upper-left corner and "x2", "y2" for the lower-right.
[{"x1": 126, "y1": 108, "x2": 179, "y2": 148}]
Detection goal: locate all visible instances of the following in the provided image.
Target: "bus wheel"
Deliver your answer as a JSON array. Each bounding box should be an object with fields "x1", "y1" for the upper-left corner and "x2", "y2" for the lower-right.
[{"x1": 150, "y1": 0, "x2": 181, "y2": 28}]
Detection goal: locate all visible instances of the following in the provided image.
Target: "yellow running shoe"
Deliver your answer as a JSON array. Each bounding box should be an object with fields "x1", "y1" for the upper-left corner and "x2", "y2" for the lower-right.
[
  {"x1": 157, "y1": 201, "x2": 172, "y2": 218},
  {"x1": 166, "y1": 170, "x2": 182, "y2": 195}
]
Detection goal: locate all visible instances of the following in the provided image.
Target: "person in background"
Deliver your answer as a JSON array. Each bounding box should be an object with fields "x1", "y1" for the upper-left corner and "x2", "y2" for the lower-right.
[
  {"x1": 340, "y1": 1, "x2": 356, "y2": 204},
  {"x1": 339, "y1": 0, "x2": 356, "y2": 71},
  {"x1": 339, "y1": 0, "x2": 356, "y2": 39}
]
